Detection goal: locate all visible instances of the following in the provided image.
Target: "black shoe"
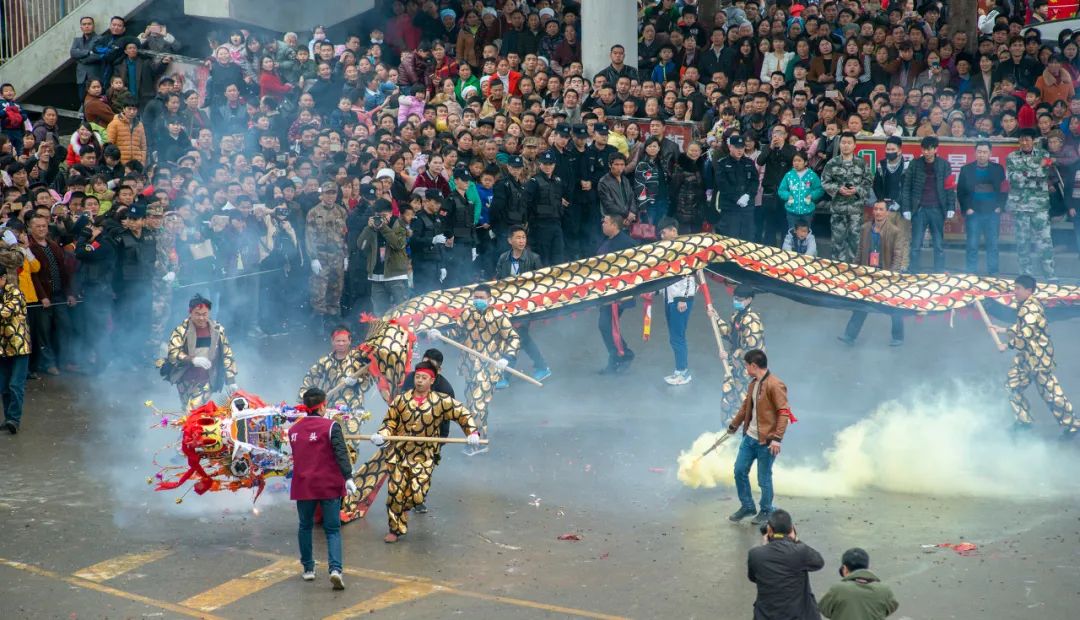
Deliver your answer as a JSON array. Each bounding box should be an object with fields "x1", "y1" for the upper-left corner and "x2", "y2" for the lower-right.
[
  {"x1": 414, "y1": 502, "x2": 429, "y2": 513},
  {"x1": 597, "y1": 364, "x2": 619, "y2": 375},
  {"x1": 751, "y1": 510, "x2": 771, "y2": 526},
  {"x1": 26, "y1": 372, "x2": 39, "y2": 380},
  {"x1": 3, "y1": 420, "x2": 17, "y2": 434},
  {"x1": 837, "y1": 336, "x2": 855, "y2": 346},
  {"x1": 728, "y1": 507, "x2": 756, "y2": 522}
]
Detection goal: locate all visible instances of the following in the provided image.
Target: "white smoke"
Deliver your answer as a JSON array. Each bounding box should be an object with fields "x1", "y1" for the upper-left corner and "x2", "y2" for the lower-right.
[{"x1": 678, "y1": 387, "x2": 1080, "y2": 499}]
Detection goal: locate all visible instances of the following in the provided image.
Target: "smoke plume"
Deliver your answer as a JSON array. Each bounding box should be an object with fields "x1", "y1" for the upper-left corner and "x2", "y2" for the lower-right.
[{"x1": 677, "y1": 387, "x2": 1080, "y2": 499}]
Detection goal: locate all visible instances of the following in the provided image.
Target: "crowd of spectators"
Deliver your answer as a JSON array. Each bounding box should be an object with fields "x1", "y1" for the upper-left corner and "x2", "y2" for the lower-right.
[{"x1": 0, "y1": 0, "x2": 1078, "y2": 412}]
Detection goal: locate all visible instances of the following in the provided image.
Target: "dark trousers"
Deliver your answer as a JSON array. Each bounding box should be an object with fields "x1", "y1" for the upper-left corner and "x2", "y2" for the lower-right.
[
  {"x1": 512, "y1": 322, "x2": 547, "y2": 369},
  {"x1": 370, "y1": 278, "x2": 410, "y2": 315},
  {"x1": 81, "y1": 286, "x2": 113, "y2": 368},
  {"x1": 720, "y1": 207, "x2": 755, "y2": 242},
  {"x1": 412, "y1": 259, "x2": 441, "y2": 294},
  {"x1": 910, "y1": 207, "x2": 945, "y2": 272},
  {"x1": 964, "y1": 211, "x2": 1000, "y2": 274},
  {"x1": 532, "y1": 221, "x2": 565, "y2": 265},
  {"x1": 757, "y1": 194, "x2": 786, "y2": 247},
  {"x1": 29, "y1": 301, "x2": 74, "y2": 371},
  {"x1": 296, "y1": 498, "x2": 342, "y2": 573},
  {"x1": 444, "y1": 243, "x2": 474, "y2": 288},
  {"x1": 598, "y1": 302, "x2": 632, "y2": 365},
  {"x1": 844, "y1": 310, "x2": 904, "y2": 342},
  {"x1": 0, "y1": 354, "x2": 29, "y2": 427}
]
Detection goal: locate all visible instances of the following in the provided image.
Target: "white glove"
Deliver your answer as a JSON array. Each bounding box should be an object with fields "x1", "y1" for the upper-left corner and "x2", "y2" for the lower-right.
[
  {"x1": 2, "y1": 230, "x2": 17, "y2": 245},
  {"x1": 162, "y1": 271, "x2": 176, "y2": 283},
  {"x1": 439, "y1": 267, "x2": 447, "y2": 282},
  {"x1": 20, "y1": 246, "x2": 34, "y2": 260},
  {"x1": 887, "y1": 200, "x2": 900, "y2": 212},
  {"x1": 344, "y1": 257, "x2": 349, "y2": 271},
  {"x1": 310, "y1": 259, "x2": 322, "y2": 274},
  {"x1": 737, "y1": 194, "x2": 750, "y2": 207},
  {"x1": 471, "y1": 247, "x2": 478, "y2": 261},
  {"x1": 224, "y1": 383, "x2": 238, "y2": 394},
  {"x1": 705, "y1": 189, "x2": 714, "y2": 201},
  {"x1": 946, "y1": 210, "x2": 955, "y2": 219},
  {"x1": 370, "y1": 433, "x2": 387, "y2": 446},
  {"x1": 902, "y1": 212, "x2": 912, "y2": 221},
  {"x1": 495, "y1": 358, "x2": 510, "y2": 370},
  {"x1": 432, "y1": 234, "x2": 447, "y2": 245},
  {"x1": 427, "y1": 328, "x2": 442, "y2": 340},
  {"x1": 191, "y1": 356, "x2": 212, "y2": 369},
  {"x1": 467, "y1": 432, "x2": 480, "y2": 446},
  {"x1": 345, "y1": 479, "x2": 357, "y2": 495},
  {"x1": 343, "y1": 375, "x2": 358, "y2": 386}
]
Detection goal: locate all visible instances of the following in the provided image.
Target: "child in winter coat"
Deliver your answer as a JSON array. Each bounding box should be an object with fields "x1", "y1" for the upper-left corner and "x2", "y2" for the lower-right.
[
  {"x1": 782, "y1": 220, "x2": 818, "y2": 256},
  {"x1": 776, "y1": 151, "x2": 824, "y2": 229}
]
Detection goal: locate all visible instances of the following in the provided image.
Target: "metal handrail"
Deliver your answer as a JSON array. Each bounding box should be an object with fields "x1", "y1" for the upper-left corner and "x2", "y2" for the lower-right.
[{"x1": 0, "y1": 0, "x2": 90, "y2": 66}]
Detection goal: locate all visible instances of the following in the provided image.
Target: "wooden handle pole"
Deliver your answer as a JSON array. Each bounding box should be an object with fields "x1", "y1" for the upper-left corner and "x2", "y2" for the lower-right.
[
  {"x1": 973, "y1": 299, "x2": 1005, "y2": 349},
  {"x1": 432, "y1": 333, "x2": 543, "y2": 387},
  {"x1": 344, "y1": 434, "x2": 490, "y2": 445},
  {"x1": 324, "y1": 365, "x2": 371, "y2": 401},
  {"x1": 696, "y1": 271, "x2": 732, "y2": 377}
]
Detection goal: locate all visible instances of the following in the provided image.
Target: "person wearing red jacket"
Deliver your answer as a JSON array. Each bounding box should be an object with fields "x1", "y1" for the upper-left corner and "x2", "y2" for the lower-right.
[{"x1": 289, "y1": 387, "x2": 356, "y2": 590}]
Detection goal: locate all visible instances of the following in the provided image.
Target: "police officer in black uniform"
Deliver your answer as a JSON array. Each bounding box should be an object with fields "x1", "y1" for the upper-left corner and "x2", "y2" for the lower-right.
[
  {"x1": 524, "y1": 150, "x2": 566, "y2": 266},
  {"x1": 409, "y1": 188, "x2": 447, "y2": 293},
  {"x1": 442, "y1": 163, "x2": 477, "y2": 287},
  {"x1": 490, "y1": 155, "x2": 528, "y2": 252},
  {"x1": 564, "y1": 124, "x2": 591, "y2": 259},
  {"x1": 112, "y1": 203, "x2": 158, "y2": 363},
  {"x1": 710, "y1": 134, "x2": 760, "y2": 241},
  {"x1": 580, "y1": 123, "x2": 619, "y2": 252}
]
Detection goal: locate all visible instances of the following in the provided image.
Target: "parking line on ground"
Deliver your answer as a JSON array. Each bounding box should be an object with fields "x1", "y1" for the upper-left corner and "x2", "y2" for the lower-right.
[
  {"x1": 181, "y1": 558, "x2": 296, "y2": 612},
  {"x1": 322, "y1": 582, "x2": 442, "y2": 619},
  {"x1": 0, "y1": 555, "x2": 225, "y2": 620},
  {"x1": 73, "y1": 549, "x2": 173, "y2": 582}
]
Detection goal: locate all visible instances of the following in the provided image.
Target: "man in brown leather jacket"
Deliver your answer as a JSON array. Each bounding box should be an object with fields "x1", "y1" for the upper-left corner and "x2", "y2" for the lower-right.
[{"x1": 727, "y1": 349, "x2": 794, "y2": 526}]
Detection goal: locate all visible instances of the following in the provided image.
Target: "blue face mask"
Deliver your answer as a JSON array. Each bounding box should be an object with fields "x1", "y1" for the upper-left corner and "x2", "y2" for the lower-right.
[
  {"x1": 733, "y1": 300, "x2": 747, "y2": 312},
  {"x1": 472, "y1": 299, "x2": 489, "y2": 311}
]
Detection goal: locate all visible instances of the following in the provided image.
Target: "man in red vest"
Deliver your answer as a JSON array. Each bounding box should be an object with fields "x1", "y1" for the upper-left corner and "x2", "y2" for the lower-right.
[{"x1": 289, "y1": 387, "x2": 356, "y2": 590}]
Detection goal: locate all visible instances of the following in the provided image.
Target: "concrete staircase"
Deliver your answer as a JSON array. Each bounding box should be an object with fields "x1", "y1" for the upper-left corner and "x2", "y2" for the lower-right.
[{"x1": 0, "y1": 0, "x2": 153, "y2": 97}]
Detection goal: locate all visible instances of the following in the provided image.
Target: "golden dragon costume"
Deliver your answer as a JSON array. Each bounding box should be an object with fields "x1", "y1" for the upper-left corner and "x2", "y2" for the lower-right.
[{"x1": 326, "y1": 233, "x2": 1080, "y2": 521}]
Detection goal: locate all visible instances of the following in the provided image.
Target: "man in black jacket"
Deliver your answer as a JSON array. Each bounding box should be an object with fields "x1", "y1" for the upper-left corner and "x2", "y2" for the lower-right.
[
  {"x1": 757, "y1": 125, "x2": 796, "y2": 246},
  {"x1": 901, "y1": 136, "x2": 955, "y2": 273},
  {"x1": 525, "y1": 150, "x2": 566, "y2": 266},
  {"x1": 747, "y1": 510, "x2": 825, "y2": 620},
  {"x1": 490, "y1": 155, "x2": 528, "y2": 247},
  {"x1": 711, "y1": 135, "x2": 760, "y2": 241},
  {"x1": 494, "y1": 226, "x2": 550, "y2": 385},
  {"x1": 409, "y1": 189, "x2": 447, "y2": 293},
  {"x1": 956, "y1": 141, "x2": 1007, "y2": 275},
  {"x1": 597, "y1": 153, "x2": 635, "y2": 219},
  {"x1": 596, "y1": 215, "x2": 637, "y2": 374}
]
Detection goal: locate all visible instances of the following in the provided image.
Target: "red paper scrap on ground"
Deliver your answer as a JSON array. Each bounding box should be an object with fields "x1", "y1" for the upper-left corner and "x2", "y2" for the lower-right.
[
  {"x1": 557, "y1": 533, "x2": 582, "y2": 541},
  {"x1": 648, "y1": 467, "x2": 666, "y2": 473},
  {"x1": 937, "y1": 542, "x2": 978, "y2": 555}
]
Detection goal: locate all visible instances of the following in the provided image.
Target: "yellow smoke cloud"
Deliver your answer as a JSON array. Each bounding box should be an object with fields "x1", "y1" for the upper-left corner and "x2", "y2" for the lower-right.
[{"x1": 677, "y1": 391, "x2": 1080, "y2": 499}]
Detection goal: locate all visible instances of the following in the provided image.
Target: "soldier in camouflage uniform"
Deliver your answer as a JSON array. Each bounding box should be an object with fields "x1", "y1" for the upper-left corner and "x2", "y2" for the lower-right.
[
  {"x1": 165, "y1": 295, "x2": 237, "y2": 410},
  {"x1": 821, "y1": 132, "x2": 871, "y2": 264},
  {"x1": 1006, "y1": 129, "x2": 1056, "y2": 278},
  {"x1": 708, "y1": 285, "x2": 765, "y2": 420},
  {"x1": 149, "y1": 207, "x2": 179, "y2": 343},
  {"x1": 297, "y1": 325, "x2": 373, "y2": 417},
  {"x1": 426, "y1": 283, "x2": 519, "y2": 454},
  {"x1": 991, "y1": 276, "x2": 1076, "y2": 436},
  {"x1": 305, "y1": 182, "x2": 349, "y2": 326}
]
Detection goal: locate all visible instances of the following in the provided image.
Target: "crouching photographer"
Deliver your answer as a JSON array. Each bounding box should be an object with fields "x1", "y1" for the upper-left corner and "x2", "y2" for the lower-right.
[{"x1": 747, "y1": 509, "x2": 825, "y2": 619}]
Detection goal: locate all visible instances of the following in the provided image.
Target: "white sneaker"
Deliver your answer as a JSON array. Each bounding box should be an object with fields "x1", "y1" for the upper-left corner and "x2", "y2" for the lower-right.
[
  {"x1": 330, "y1": 570, "x2": 345, "y2": 590},
  {"x1": 664, "y1": 370, "x2": 692, "y2": 385},
  {"x1": 302, "y1": 569, "x2": 315, "y2": 582}
]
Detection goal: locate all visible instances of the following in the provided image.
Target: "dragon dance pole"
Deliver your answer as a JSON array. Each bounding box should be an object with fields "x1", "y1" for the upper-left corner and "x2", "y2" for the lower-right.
[
  {"x1": 344, "y1": 434, "x2": 490, "y2": 445},
  {"x1": 430, "y1": 333, "x2": 544, "y2": 387},
  {"x1": 973, "y1": 299, "x2": 1005, "y2": 350},
  {"x1": 696, "y1": 270, "x2": 732, "y2": 378},
  {"x1": 324, "y1": 365, "x2": 372, "y2": 401}
]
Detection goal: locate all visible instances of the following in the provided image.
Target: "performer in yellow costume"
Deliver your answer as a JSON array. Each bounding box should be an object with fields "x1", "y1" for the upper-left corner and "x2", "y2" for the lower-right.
[
  {"x1": 164, "y1": 295, "x2": 237, "y2": 409},
  {"x1": 426, "y1": 283, "x2": 518, "y2": 454},
  {"x1": 992, "y1": 275, "x2": 1077, "y2": 436},
  {"x1": 708, "y1": 285, "x2": 765, "y2": 418},
  {"x1": 298, "y1": 325, "x2": 373, "y2": 415},
  {"x1": 370, "y1": 361, "x2": 479, "y2": 543}
]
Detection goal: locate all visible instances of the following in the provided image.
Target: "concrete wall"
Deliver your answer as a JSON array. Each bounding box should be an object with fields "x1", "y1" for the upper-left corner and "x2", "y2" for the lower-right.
[
  {"x1": 184, "y1": 0, "x2": 375, "y2": 34},
  {"x1": 0, "y1": 0, "x2": 152, "y2": 97},
  {"x1": 581, "y1": 0, "x2": 638, "y2": 79}
]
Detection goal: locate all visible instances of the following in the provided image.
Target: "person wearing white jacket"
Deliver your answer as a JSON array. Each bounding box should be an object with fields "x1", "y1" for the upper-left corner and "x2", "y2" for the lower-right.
[{"x1": 659, "y1": 218, "x2": 697, "y2": 385}]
